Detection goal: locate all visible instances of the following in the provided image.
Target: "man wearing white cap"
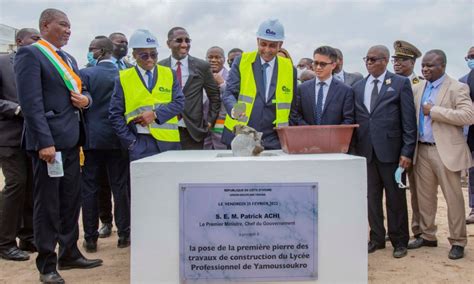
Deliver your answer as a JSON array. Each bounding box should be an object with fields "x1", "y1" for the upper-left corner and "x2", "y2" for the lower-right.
[
  {"x1": 109, "y1": 29, "x2": 184, "y2": 161},
  {"x1": 222, "y1": 19, "x2": 297, "y2": 149}
]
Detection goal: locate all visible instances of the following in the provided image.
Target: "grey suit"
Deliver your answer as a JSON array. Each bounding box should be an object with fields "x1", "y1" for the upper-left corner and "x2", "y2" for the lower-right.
[
  {"x1": 343, "y1": 71, "x2": 364, "y2": 87},
  {"x1": 0, "y1": 52, "x2": 34, "y2": 250},
  {"x1": 158, "y1": 55, "x2": 221, "y2": 149}
]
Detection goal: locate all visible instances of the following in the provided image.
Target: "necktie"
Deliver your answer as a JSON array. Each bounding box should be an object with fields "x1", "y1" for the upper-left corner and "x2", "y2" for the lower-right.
[
  {"x1": 262, "y1": 62, "x2": 270, "y2": 101},
  {"x1": 370, "y1": 79, "x2": 379, "y2": 112},
  {"x1": 419, "y1": 84, "x2": 434, "y2": 137},
  {"x1": 176, "y1": 61, "x2": 183, "y2": 88},
  {"x1": 56, "y1": 50, "x2": 68, "y2": 64},
  {"x1": 145, "y1": 70, "x2": 153, "y2": 90},
  {"x1": 116, "y1": 60, "x2": 124, "y2": 70},
  {"x1": 315, "y1": 82, "x2": 325, "y2": 125}
]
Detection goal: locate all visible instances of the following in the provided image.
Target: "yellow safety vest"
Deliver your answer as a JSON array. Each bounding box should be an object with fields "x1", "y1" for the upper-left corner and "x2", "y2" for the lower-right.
[
  {"x1": 224, "y1": 51, "x2": 294, "y2": 132},
  {"x1": 120, "y1": 65, "x2": 180, "y2": 142}
]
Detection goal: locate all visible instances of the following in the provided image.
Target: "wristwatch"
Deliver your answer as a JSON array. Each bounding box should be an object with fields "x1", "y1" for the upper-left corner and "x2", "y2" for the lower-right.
[{"x1": 14, "y1": 105, "x2": 21, "y2": 116}]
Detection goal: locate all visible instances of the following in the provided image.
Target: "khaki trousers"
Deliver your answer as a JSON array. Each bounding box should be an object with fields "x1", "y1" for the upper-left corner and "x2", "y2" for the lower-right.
[
  {"x1": 407, "y1": 168, "x2": 421, "y2": 237},
  {"x1": 414, "y1": 144, "x2": 467, "y2": 246}
]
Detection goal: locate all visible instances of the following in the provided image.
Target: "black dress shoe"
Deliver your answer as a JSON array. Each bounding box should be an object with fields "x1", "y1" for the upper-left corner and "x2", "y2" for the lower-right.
[
  {"x1": 82, "y1": 239, "x2": 97, "y2": 253},
  {"x1": 117, "y1": 236, "x2": 130, "y2": 248},
  {"x1": 19, "y1": 240, "x2": 37, "y2": 253},
  {"x1": 407, "y1": 237, "x2": 438, "y2": 249},
  {"x1": 58, "y1": 256, "x2": 103, "y2": 270},
  {"x1": 40, "y1": 271, "x2": 64, "y2": 283},
  {"x1": 98, "y1": 223, "x2": 112, "y2": 238},
  {"x1": 393, "y1": 247, "x2": 408, "y2": 258},
  {"x1": 39, "y1": 271, "x2": 65, "y2": 284},
  {"x1": 0, "y1": 246, "x2": 30, "y2": 261},
  {"x1": 448, "y1": 245, "x2": 464, "y2": 260},
  {"x1": 368, "y1": 241, "x2": 385, "y2": 253}
]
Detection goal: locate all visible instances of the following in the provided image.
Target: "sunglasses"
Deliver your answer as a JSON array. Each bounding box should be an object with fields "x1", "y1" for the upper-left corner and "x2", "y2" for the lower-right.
[
  {"x1": 312, "y1": 61, "x2": 333, "y2": 68},
  {"x1": 172, "y1": 38, "x2": 191, "y2": 44},
  {"x1": 138, "y1": 52, "x2": 158, "y2": 61},
  {"x1": 465, "y1": 55, "x2": 474, "y2": 61},
  {"x1": 363, "y1": 57, "x2": 385, "y2": 63}
]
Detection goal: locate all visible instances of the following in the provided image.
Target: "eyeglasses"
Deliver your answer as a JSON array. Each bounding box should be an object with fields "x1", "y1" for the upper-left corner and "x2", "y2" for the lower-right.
[
  {"x1": 172, "y1": 38, "x2": 191, "y2": 44},
  {"x1": 312, "y1": 61, "x2": 333, "y2": 68},
  {"x1": 137, "y1": 52, "x2": 158, "y2": 61},
  {"x1": 363, "y1": 57, "x2": 385, "y2": 63},
  {"x1": 391, "y1": 58, "x2": 410, "y2": 64},
  {"x1": 465, "y1": 55, "x2": 474, "y2": 61}
]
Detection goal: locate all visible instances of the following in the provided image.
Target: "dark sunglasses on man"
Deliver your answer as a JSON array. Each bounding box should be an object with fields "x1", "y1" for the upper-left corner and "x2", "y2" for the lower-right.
[
  {"x1": 312, "y1": 61, "x2": 333, "y2": 68},
  {"x1": 363, "y1": 57, "x2": 385, "y2": 64},
  {"x1": 172, "y1": 38, "x2": 191, "y2": 44},
  {"x1": 138, "y1": 52, "x2": 158, "y2": 61}
]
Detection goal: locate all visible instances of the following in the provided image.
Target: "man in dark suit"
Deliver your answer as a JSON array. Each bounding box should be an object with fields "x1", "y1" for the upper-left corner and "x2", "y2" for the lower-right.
[
  {"x1": 334, "y1": 48, "x2": 364, "y2": 87},
  {"x1": 353, "y1": 45, "x2": 416, "y2": 258},
  {"x1": 222, "y1": 19, "x2": 297, "y2": 149},
  {"x1": 291, "y1": 46, "x2": 354, "y2": 126},
  {"x1": 79, "y1": 36, "x2": 130, "y2": 252},
  {"x1": 158, "y1": 27, "x2": 221, "y2": 149},
  {"x1": 14, "y1": 8, "x2": 102, "y2": 283},
  {"x1": 109, "y1": 29, "x2": 184, "y2": 161},
  {"x1": 0, "y1": 28, "x2": 39, "y2": 262}
]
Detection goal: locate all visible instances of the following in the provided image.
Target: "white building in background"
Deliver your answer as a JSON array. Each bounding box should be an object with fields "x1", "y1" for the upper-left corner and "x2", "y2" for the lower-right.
[{"x1": 0, "y1": 24, "x2": 17, "y2": 54}]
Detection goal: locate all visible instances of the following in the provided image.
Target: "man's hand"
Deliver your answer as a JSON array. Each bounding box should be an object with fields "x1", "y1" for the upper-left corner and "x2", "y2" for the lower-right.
[
  {"x1": 70, "y1": 91, "x2": 90, "y2": 108},
  {"x1": 399, "y1": 155, "x2": 412, "y2": 169},
  {"x1": 39, "y1": 146, "x2": 56, "y2": 164},
  {"x1": 422, "y1": 102, "x2": 433, "y2": 116},
  {"x1": 213, "y1": 73, "x2": 225, "y2": 85},
  {"x1": 133, "y1": 110, "x2": 156, "y2": 127}
]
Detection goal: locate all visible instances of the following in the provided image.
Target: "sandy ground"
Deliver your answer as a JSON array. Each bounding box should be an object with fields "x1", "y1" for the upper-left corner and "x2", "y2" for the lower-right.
[{"x1": 0, "y1": 171, "x2": 473, "y2": 284}]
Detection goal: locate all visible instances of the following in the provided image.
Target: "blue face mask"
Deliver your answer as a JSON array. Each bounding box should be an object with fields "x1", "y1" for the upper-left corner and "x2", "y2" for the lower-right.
[
  {"x1": 467, "y1": 59, "x2": 474, "y2": 70},
  {"x1": 87, "y1": 52, "x2": 97, "y2": 66},
  {"x1": 394, "y1": 166, "x2": 407, "y2": 189}
]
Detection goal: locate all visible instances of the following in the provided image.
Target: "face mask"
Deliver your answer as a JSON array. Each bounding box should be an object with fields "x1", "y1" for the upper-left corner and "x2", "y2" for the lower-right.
[
  {"x1": 87, "y1": 52, "x2": 97, "y2": 66},
  {"x1": 114, "y1": 44, "x2": 128, "y2": 58},
  {"x1": 467, "y1": 59, "x2": 474, "y2": 70},
  {"x1": 297, "y1": 67, "x2": 307, "y2": 80},
  {"x1": 394, "y1": 166, "x2": 407, "y2": 189}
]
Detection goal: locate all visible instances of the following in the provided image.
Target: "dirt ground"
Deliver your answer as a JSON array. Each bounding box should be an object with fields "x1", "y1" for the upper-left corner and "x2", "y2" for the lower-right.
[{"x1": 0, "y1": 172, "x2": 473, "y2": 284}]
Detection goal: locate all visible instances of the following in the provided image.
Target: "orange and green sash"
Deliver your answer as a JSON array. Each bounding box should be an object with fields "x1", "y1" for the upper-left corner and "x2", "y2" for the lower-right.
[{"x1": 32, "y1": 39, "x2": 82, "y2": 93}]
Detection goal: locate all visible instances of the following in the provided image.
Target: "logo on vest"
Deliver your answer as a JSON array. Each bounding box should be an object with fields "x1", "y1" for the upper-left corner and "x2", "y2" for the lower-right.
[
  {"x1": 159, "y1": 86, "x2": 171, "y2": 93},
  {"x1": 146, "y1": 38, "x2": 156, "y2": 44},
  {"x1": 265, "y1": 29, "x2": 276, "y2": 36},
  {"x1": 281, "y1": 85, "x2": 291, "y2": 94}
]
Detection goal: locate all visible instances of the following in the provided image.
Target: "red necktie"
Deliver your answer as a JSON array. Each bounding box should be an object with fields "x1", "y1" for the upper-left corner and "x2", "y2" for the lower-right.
[{"x1": 176, "y1": 61, "x2": 183, "y2": 88}]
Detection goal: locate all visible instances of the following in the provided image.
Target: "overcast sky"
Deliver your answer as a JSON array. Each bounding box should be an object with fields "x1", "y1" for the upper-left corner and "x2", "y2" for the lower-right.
[{"x1": 1, "y1": 0, "x2": 472, "y2": 78}]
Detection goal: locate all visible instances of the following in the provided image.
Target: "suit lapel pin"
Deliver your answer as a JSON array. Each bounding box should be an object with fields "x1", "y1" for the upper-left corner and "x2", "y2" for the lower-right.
[{"x1": 385, "y1": 78, "x2": 391, "y2": 85}]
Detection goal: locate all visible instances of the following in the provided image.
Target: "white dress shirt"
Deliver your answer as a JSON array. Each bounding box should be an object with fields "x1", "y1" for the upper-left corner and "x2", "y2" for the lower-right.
[
  {"x1": 260, "y1": 56, "x2": 276, "y2": 102},
  {"x1": 364, "y1": 70, "x2": 387, "y2": 112},
  {"x1": 314, "y1": 76, "x2": 333, "y2": 111}
]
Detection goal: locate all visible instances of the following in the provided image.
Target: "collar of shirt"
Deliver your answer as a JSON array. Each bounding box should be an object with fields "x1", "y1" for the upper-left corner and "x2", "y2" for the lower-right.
[
  {"x1": 41, "y1": 39, "x2": 59, "y2": 51},
  {"x1": 259, "y1": 56, "x2": 276, "y2": 68},
  {"x1": 316, "y1": 76, "x2": 333, "y2": 87},
  {"x1": 171, "y1": 55, "x2": 188, "y2": 69},
  {"x1": 110, "y1": 56, "x2": 124, "y2": 65},
  {"x1": 136, "y1": 65, "x2": 154, "y2": 82},
  {"x1": 429, "y1": 73, "x2": 446, "y2": 89},
  {"x1": 368, "y1": 70, "x2": 387, "y2": 85},
  {"x1": 334, "y1": 70, "x2": 344, "y2": 81},
  {"x1": 98, "y1": 59, "x2": 114, "y2": 64}
]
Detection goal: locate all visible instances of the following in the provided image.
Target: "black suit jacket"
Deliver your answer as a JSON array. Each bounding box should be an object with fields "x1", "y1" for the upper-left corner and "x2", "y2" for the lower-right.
[
  {"x1": 290, "y1": 77, "x2": 354, "y2": 125},
  {"x1": 158, "y1": 55, "x2": 221, "y2": 142},
  {"x1": 79, "y1": 61, "x2": 121, "y2": 150},
  {"x1": 14, "y1": 45, "x2": 89, "y2": 151},
  {"x1": 0, "y1": 53, "x2": 23, "y2": 147},
  {"x1": 353, "y1": 71, "x2": 416, "y2": 163},
  {"x1": 466, "y1": 70, "x2": 474, "y2": 151}
]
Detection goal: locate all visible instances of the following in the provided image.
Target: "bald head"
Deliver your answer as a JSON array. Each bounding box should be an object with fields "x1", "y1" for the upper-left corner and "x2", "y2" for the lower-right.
[
  {"x1": 365, "y1": 45, "x2": 390, "y2": 77},
  {"x1": 15, "y1": 28, "x2": 40, "y2": 47},
  {"x1": 368, "y1": 45, "x2": 390, "y2": 59}
]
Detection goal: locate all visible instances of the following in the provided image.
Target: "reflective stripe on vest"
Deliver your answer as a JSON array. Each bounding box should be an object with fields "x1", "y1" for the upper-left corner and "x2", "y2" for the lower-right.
[
  {"x1": 121, "y1": 65, "x2": 180, "y2": 142},
  {"x1": 224, "y1": 51, "x2": 294, "y2": 132}
]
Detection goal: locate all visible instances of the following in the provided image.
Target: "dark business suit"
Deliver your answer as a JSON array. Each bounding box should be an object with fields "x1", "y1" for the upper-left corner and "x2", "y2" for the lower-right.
[
  {"x1": 109, "y1": 65, "x2": 185, "y2": 161},
  {"x1": 79, "y1": 61, "x2": 130, "y2": 242},
  {"x1": 353, "y1": 71, "x2": 416, "y2": 248},
  {"x1": 222, "y1": 55, "x2": 298, "y2": 149},
  {"x1": 14, "y1": 45, "x2": 89, "y2": 273},
  {"x1": 290, "y1": 77, "x2": 354, "y2": 125},
  {"x1": 344, "y1": 71, "x2": 364, "y2": 87},
  {"x1": 158, "y1": 56, "x2": 220, "y2": 149},
  {"x1": 0, "y1": 52, "x2": 34, "y2": 250}
]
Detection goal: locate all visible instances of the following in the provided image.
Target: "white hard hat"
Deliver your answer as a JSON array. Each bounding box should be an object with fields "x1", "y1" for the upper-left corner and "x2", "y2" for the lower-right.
[
  {"x1": 256, "y1": 18, "x2": 285, "y2": 41},
  {"x1": 129, "y1": 29, "x2": 159, "y2": 49}
]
